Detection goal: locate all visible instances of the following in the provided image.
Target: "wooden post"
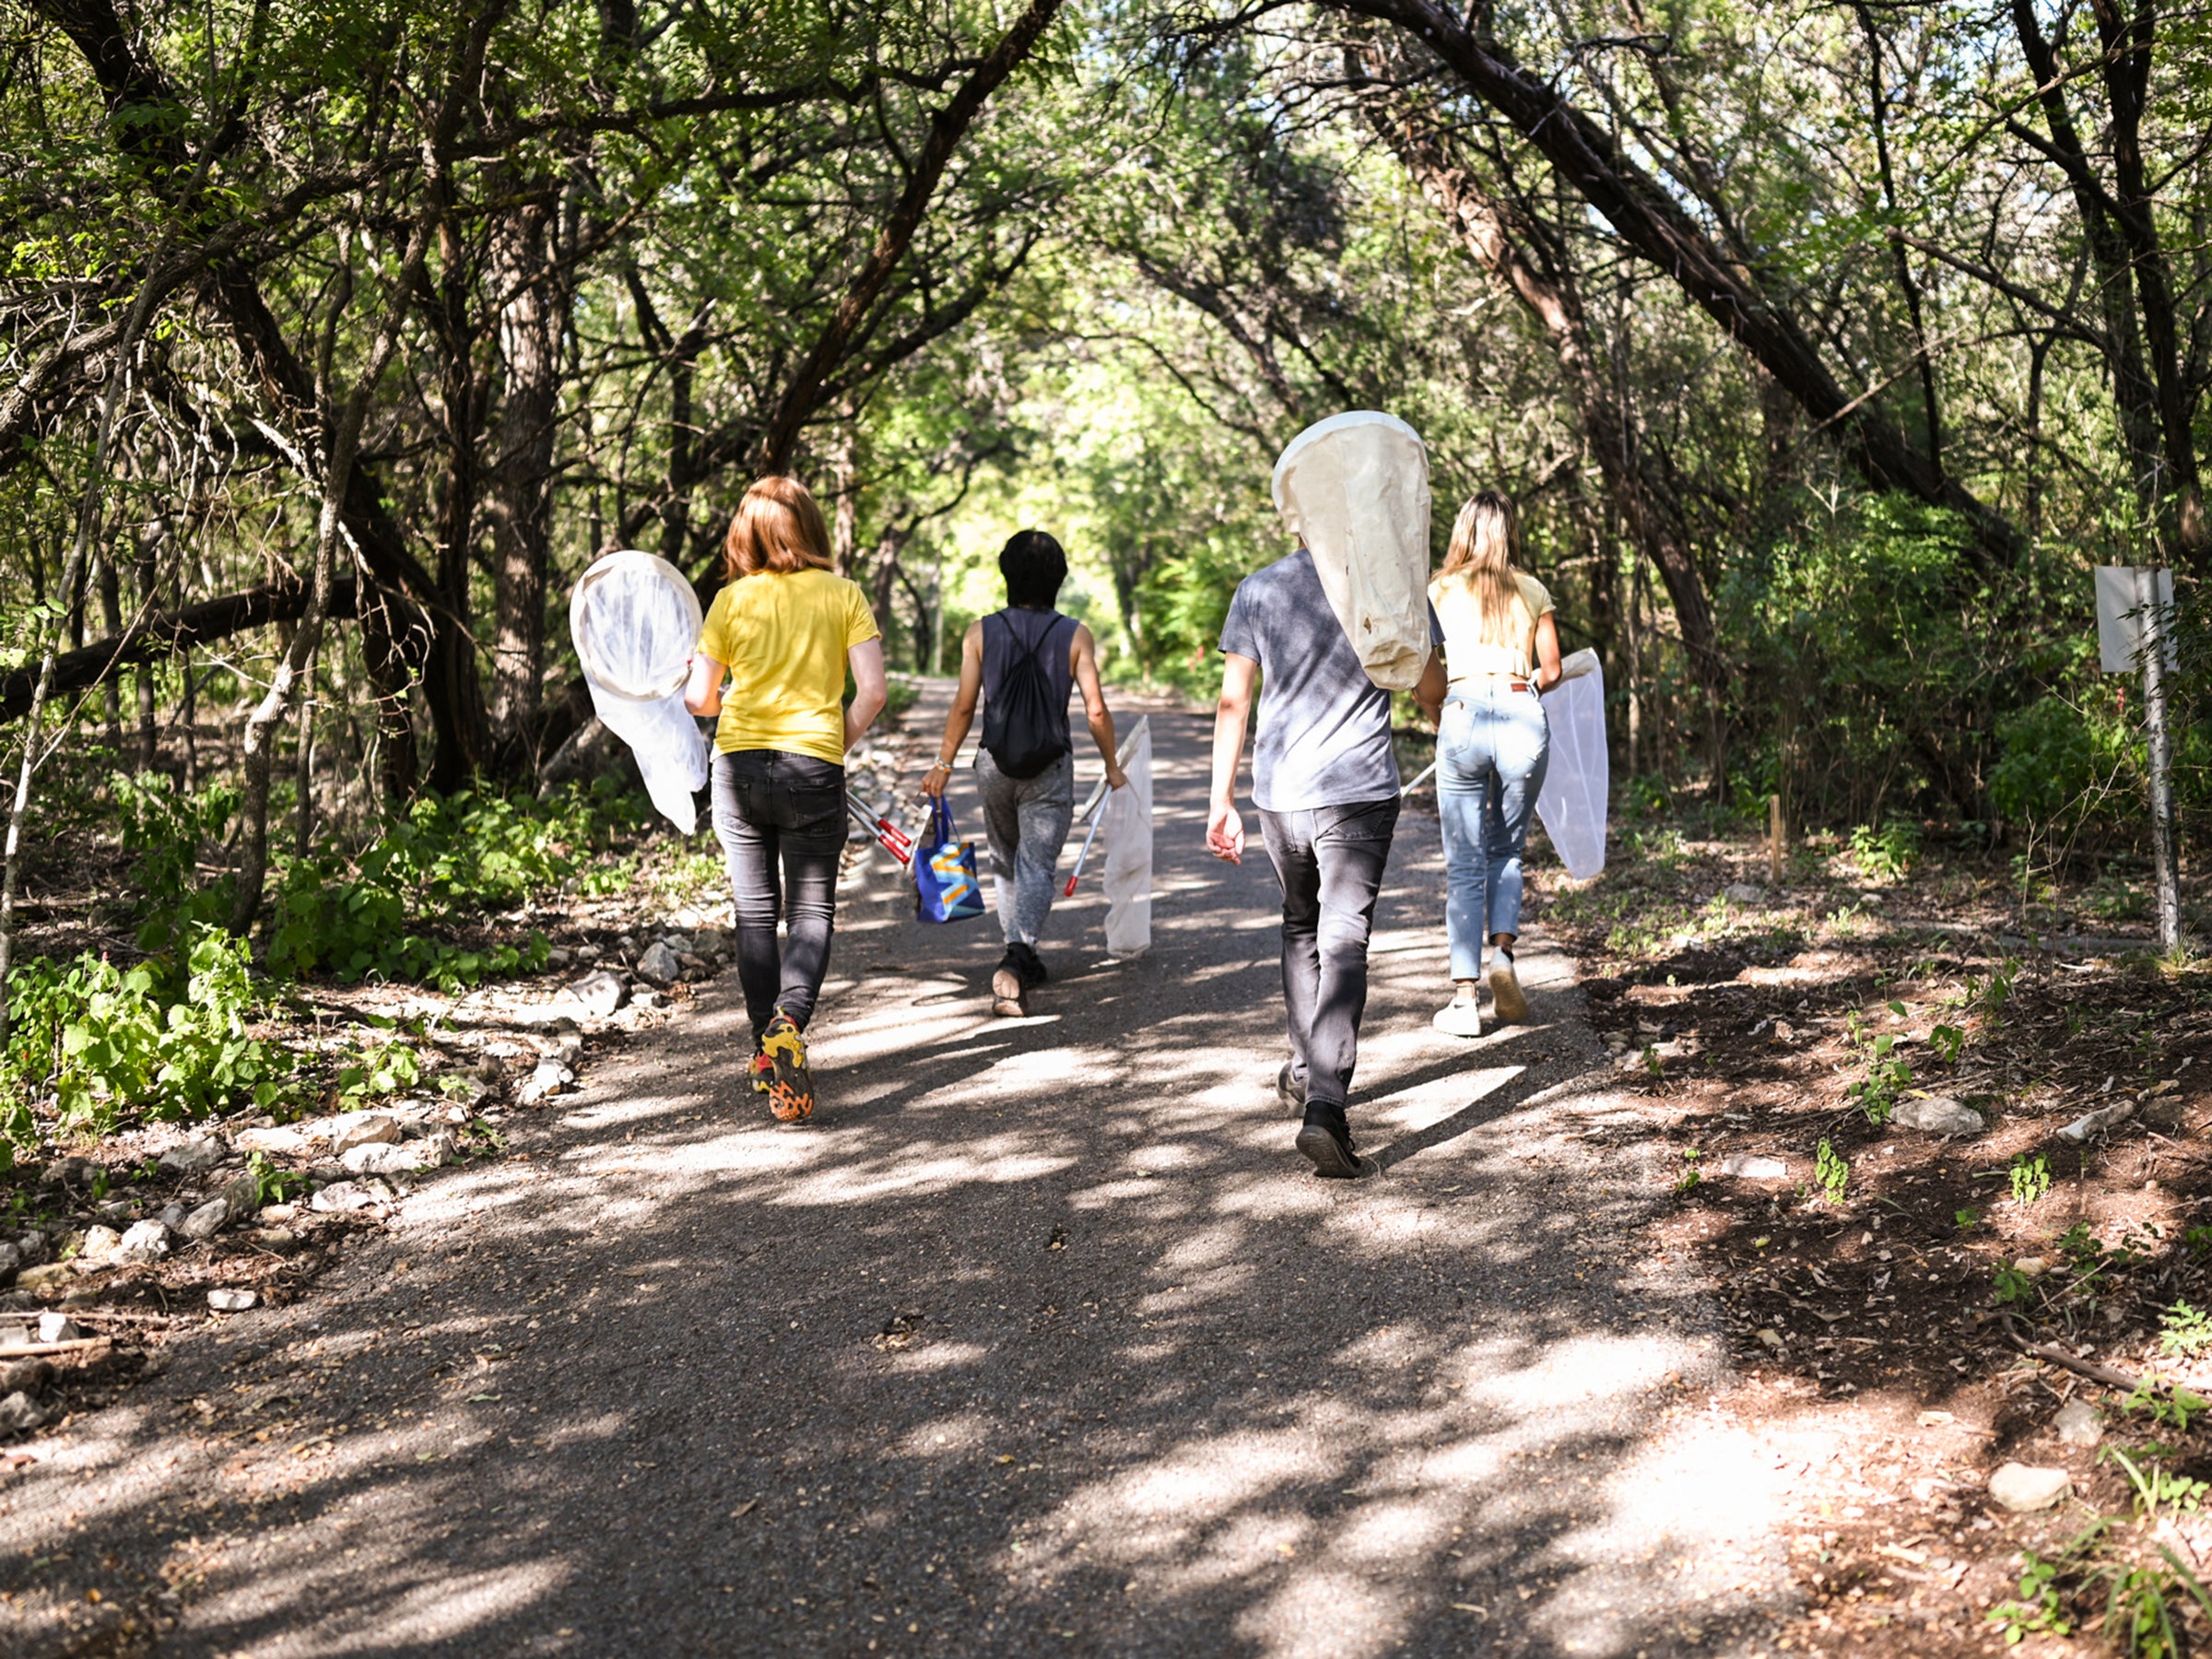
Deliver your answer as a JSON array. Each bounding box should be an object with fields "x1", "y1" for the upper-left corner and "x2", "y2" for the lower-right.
[{"x1": 1769, "y1": 794, "x2": 1784, "y2": 888}]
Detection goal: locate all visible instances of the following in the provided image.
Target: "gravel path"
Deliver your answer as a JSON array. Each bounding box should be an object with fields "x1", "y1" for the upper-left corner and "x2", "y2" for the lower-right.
[{"x1": 2, "y1": 691, "x2": 1799, "y2": 1657}]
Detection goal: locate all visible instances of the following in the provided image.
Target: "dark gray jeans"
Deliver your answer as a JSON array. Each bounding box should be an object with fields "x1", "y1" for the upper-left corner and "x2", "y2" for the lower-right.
[
  {"x1": 1258, "y1": 796, "x2": 1400, "y2": 1111},
  {"x1": 710, "y1": 747, "x2": 844, "y2": 1036}
]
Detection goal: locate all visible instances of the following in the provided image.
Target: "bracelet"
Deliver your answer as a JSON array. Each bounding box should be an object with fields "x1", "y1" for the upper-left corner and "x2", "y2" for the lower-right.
[{"x1": 929, "y1": 759, "x2": 951, "y2": 771}]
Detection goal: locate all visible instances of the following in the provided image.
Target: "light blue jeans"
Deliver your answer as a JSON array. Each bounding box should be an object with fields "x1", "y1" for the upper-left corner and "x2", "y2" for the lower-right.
[{"x1": 1437, "y1": 680, "x2": 1550, "y2": 982}]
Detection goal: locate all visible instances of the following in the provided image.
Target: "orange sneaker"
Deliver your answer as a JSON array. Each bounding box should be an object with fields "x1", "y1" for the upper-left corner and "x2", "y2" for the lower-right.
[{"x1": 758, "y1": 1011, "x2": 814, "y2": 1123}]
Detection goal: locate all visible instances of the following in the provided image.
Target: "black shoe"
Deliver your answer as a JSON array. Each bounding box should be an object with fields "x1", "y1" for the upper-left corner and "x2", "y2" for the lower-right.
[
  {"x1": 1277, "y1": 1061, "x2": 1306, "y2": 1114},
  {"x1": 991, "y1": 948, "x2": 1028, "y2": 1018},
  {"x1": 1294, "y1": 1106, "x2": 1365, "y2": 1179},
  {"x1": 1015, "y1": 942, "x2": 1049, "y2": 988}
]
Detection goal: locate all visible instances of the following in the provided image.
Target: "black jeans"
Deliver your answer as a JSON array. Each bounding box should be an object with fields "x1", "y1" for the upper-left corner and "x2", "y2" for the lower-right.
[
  {"x1": 710, "y1": 748, "x2": 845, "y2": 1036},
  {"x1": 1258, "y1": 797, "x2": 1400, "y2": 1111}
]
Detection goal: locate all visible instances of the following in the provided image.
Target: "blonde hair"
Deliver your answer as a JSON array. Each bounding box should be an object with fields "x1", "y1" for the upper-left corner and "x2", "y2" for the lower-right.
[
  {"x1": 1436, "y1": 490, "x2": 1529, "y2": 649},
  {"x1": 723, "y1": 476, "x2": 834, "y2": 579}
]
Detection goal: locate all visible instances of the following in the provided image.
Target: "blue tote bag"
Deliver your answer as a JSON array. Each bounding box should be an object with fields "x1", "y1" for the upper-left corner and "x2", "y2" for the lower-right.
[{"x1": 915, "y1": 796, "x2": 986, "y2": 924}]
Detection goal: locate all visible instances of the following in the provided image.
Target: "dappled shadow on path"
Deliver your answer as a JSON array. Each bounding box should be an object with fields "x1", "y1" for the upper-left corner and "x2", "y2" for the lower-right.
[{"x1": 1, "y1": 712, "x2": 1794, "y2": 1658}]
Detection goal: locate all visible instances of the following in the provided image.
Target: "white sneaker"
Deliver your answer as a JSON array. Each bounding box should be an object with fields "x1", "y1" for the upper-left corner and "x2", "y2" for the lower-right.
[
  {"x1": 1489, "y1": 956, "x2": 1529, "y2": 1024},
  {"x1": 1431, "y1": 997, "x2": 1483, "y2": 1038}
]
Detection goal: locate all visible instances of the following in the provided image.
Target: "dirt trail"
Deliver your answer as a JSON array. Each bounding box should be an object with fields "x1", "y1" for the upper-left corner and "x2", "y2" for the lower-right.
[{"x1": 2, "y1": 689, "x2": 1800, "y2": 1657}]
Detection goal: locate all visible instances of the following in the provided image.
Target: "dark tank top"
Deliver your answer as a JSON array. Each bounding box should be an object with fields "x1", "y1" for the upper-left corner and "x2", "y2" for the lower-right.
[{"x1": 981, "y1": 608, "x2": 1077, "y2": 746}]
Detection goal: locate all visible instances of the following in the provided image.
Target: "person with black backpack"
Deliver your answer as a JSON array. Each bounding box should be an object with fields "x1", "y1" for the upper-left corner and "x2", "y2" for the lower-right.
[{"x1": 923, "y1": 530, "x2": 1127, "y2": 1015}]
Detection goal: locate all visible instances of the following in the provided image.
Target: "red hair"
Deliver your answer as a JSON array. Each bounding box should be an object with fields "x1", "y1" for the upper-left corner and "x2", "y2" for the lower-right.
[{"x1": 723, "y1": 476, "x2": 834, "y2": 579}]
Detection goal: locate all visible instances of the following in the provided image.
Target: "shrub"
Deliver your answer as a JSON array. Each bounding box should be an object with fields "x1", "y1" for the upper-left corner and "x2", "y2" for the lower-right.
[
  {"x1": 266, "y1": 782, "x2": 638, "y2": 990},
  {"x1": 0, "y1": 925, "x2": 290, "y2": 1159}
]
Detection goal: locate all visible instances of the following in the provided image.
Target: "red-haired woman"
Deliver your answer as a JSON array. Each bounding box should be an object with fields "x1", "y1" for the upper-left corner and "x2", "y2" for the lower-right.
[{"x1": 685, "y1": 477, "x2": 887, "y2": 1122}]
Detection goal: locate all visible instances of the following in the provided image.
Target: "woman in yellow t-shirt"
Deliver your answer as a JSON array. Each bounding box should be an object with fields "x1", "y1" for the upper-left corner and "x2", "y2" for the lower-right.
[
  {"x1": 683, "y1": 476, "x2": 886, "y2": 1122},
  {"x1": 1427, "y1": 490, "x2": 1563, "y2": 1038}
]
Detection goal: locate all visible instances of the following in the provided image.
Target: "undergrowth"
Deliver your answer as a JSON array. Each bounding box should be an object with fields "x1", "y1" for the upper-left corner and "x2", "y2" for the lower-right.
[{"x1": 0, "y1": 776, "x2": 650, "y2": 1165}]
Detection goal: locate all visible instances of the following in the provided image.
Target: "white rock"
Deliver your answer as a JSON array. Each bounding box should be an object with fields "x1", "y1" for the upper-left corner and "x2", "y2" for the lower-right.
[
  {"x1": 36, "y1": 1312, "x2": 83, "y2": 1344},
  {"x1": 1724, "y1": 882, "x2": 1768, "y2": 905},
  {"x1": 570, "y1": 970, "x2": 628, "y2": 1018},
  {"x1": 2058, "y1": 1100, "x2": 2136, "y2": 1142},
  {"x1": 79, "y1": 1225, "x2": 123, "y2": 1263},
  {"x1": 2014, "y1": 1255, "x2": 2050, "y2": 1279},
  {"x1": 515, "y1": 1060, "x2": 572, "y2": 1106},
  {"x1": 0, "y1": 1392, "x2": 44, "y2": 1433},
  {"x1": 1988, "y1": 1463, "x2": 2072, "y2": 1512},
  {"x1": 180, "y1": 1199, "x2": 231, "y2": 1241},
  {"x1": 309, "y1": 1180, "x2": 393, "y2": 1213},
  {"x1": 329, "y1": 1113, "x2": 402, "y2": 1154},
  {"x1": 158, "y1": 1138, "x2": 224, "y2": 1176},
  {"x1": 544, "y1": 946, "x2": 572, "y2": 971},
  {"x1": 0, "y1": 1242, "x2": 18, "y2": 1280},
  {"x1": 636, "y1": 941, "x2": 683, "y2": 987},
  {"x1": 342, "y1": 1135, "x2": 450, "y2": 1174},
  {"x1": 235, "y1": 1124, "x2": 312, "y2": 1155},
  {"x1": 1891, "y1": 1096, "x2": 1985, "y2": 1136},
  {"x1": 1713, "y1": 1155, "x2": 1790, "y2": 1180},
  {"x1": 2054, "y1": 1399, "x2": 2102, "y2": 1447},
  {"x1": 159, "y1": 1202, "x2": 190, "y2": 1231},
  {"x1": 112, "y1": 1220, "x2": 171, "y2": 1265},
  {"x1": 206, "y1": 1288, "x2": 257, "y2": 1312}
]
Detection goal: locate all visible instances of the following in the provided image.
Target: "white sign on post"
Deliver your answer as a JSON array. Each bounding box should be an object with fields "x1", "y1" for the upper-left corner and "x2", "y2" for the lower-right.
[{"x1": 2095, "y1": 565, "x2": 2176, "y2": 672}]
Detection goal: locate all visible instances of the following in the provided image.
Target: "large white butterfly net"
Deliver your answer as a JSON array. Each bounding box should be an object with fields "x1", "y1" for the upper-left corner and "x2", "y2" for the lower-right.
[
  {"x1": 1270, "y1": 410, "x2": 1434, "y2": 692},
  {"x1": 568, "y1": 550, "x2": 710, "y2": 833},
  {"x1": 1535, "y1": 647, "x2": 1608, "y2": 879}
]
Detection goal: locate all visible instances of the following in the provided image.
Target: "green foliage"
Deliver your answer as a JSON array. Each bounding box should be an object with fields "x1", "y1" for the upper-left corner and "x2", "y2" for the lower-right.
[
  {"x1": 2107, "y1": 1447, "x2": 2211, "y2": 1518},
  {"x1": 1848, "y1": 818, "x2": 1920, "y2": 880},
  {"x1": 2159, "y1": 1301, "x2": 2212, "y2": 1359},
  {"x1": 1986, "y1": 1552, "x2": 2073, "y2": 1644},
  {"x1": 244, "y1": 1150, "x2": 306, "y2": 1206},
  {"x1": 1954, "y1": 1206, "x2": 1981, "y2": 1230},
  {"x1": 1989, "y1": 691, "x2": 2140, "y2": 840},
  {"x1": 112, "y1": 772, "x2": 238, "y2": 952},
  {"x1": 1722, "y1": 496, "x2": 2026, "y2": 826},
  {"x1": 1928, "y1": 1022, "x2": 1967, "y2": 1065},
  {"x1": 0, "y1": 925, "x2": 290, "y2": 1155},
  {"x1": 1994, "y1": 1263, "x2": 2037, "y2": 1304},
  {"x1": 2011, "y1": 1153, "x2": 2053, "y2": 1205},
  {"x1": 331, "y1": 1025, "x2": 423, "y2": 1109},
  {"x1": 2124, "y1": 1380, "x2": 2210, "y2": 1433},
  {"x1": 1843, "y1": 1006, "x2": 1911, "y2": 1124},
  {"x1": 267, "y1": 783, "x2": 633, "y2": 989},
  {"x1": 1814, "y1": 1138, "x2": 1849, "y2": 1203}
]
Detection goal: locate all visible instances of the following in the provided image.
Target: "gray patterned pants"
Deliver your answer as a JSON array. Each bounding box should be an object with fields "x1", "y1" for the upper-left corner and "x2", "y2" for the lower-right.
[{"x1": 974, "y1": 749, "x2": 1076, "y2": 947}]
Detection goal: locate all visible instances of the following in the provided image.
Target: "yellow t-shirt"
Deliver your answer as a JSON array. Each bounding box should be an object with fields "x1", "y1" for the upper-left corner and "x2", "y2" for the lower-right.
[
  {"x1": 698, "y1": 569, "x2": 880, "y2": 764},
  {"x1": 1430, "y1": 570, "x2": 1554, "y2": 681}
]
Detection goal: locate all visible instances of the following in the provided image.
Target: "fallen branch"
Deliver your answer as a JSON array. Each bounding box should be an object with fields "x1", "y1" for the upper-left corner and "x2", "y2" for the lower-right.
[
  {"x1": 2001, "y1": 1309, "x2": 2150, "y2": 1392},
  {"x1": 0, "y1": 577, "x2": 359, "y2": 725}
]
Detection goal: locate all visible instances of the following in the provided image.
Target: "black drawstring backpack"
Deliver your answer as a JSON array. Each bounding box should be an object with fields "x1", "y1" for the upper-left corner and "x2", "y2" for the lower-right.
[{"x1": 981, "y1": 614, "x2": 1071, "y2": 779}]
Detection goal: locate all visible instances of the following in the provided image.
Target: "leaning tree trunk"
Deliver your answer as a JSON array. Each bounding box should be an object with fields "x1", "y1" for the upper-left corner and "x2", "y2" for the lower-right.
[{"x1": 1357, "y1": 65, "x2": 1730, "y2": 789}]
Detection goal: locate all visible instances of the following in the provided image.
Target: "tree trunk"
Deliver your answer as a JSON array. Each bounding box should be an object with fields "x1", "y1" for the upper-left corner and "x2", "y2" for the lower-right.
[
  {"x1": 487, "y1": 194, "x2": 563, "y2": 769},
  {"x1": 232, "y1": 10, "x2": 498, "y2": 933},
  {"x1": 1359, "y1": 70, "x2": 1728, "y2": 789},
  {"x1": 1332, "y1": 0, "x2": 2025, "y2": 569},
  {"x1": 753, "y1": 0, "x2": 1066, "y2": 472}
]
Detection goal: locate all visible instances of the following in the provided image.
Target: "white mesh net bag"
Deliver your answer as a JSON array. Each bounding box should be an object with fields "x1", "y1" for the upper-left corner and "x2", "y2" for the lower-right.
[
  {"x1": 568, "y1": 550, "x2": 711, "y2": 833},
  {"x1": 1270, "y1": 411, "x2": 1434, "y2": 690},
  {"x1": 1535, "y1": 648, "x2": 1608, "y2": 879}
]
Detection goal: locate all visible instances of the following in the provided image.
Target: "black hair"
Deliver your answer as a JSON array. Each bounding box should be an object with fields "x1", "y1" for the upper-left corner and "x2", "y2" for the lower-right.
[{"x1": 999, "y1": 529, "x2": 1067, "y2": 609}]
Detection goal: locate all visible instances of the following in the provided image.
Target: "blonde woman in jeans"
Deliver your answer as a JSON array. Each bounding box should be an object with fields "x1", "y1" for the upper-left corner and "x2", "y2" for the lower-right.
[{"x1": 1429, "y1": 491, "x2": 1562, "y2": 1037}]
